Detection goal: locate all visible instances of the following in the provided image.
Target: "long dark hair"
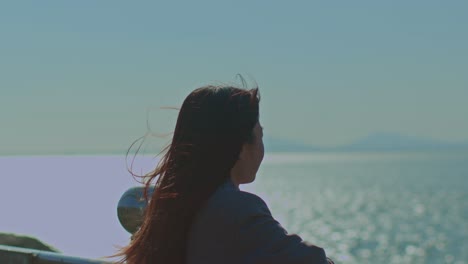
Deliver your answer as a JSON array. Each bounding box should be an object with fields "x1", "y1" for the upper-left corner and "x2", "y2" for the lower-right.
[{"x1": 114, "y1": 85, "x2": 260, "y2": 264}]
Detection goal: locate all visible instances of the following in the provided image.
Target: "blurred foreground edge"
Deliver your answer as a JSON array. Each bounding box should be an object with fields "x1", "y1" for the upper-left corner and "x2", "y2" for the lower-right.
[
  {"x1": 0, "y1": 245, "x2": 111, "y2": 264},
  {"x1": 0, "y1": 186, "x2": 150, "y2": 263}
]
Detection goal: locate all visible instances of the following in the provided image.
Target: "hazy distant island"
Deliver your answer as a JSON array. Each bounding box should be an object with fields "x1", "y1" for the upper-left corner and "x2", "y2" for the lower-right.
[{"x1": 265, "y1": 132, "x2": 468, "y2": 152}]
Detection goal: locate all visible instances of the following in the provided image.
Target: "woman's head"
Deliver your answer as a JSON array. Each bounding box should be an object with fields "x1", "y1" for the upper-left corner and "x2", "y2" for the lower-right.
[
  {"x1": 115, "y1": 84, "x2": 261, "y2": 264},
  {"x1": 171, "y1": 85, "x2": 262, "y2": 183}
]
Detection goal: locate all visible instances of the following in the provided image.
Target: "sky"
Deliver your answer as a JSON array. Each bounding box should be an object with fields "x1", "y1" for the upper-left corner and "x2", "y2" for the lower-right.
[{"x1": 1, "y1": 0, "x2": 467, "y2": 155}]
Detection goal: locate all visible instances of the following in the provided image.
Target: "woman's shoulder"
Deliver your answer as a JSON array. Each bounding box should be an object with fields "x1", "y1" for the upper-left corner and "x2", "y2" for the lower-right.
[
  {"x1": 204, "y1": 181, "x2": 270, "y2": 223},
  {"x1": 191, "y1": 181, "x2": 333, "y2": 263}
]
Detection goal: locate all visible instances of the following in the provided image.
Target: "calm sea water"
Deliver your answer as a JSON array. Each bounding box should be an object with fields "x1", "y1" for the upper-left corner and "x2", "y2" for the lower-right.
[{"x1": 1, "y1": 152, "x2": 467, "y2": 263}]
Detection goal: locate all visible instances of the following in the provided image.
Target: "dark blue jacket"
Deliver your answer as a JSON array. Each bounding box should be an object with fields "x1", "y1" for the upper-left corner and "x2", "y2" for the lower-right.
[{"x1": 187, "y1": 178, "x2": 333, "y2": 264}]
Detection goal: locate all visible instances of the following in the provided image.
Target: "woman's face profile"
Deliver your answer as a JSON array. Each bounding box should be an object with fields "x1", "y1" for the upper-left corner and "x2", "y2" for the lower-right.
[
  {"x1": 231, "y1": 121, "x2": 264, "y2": 186},
  {"x1": 251, "y1": 122, "x2": 265, "y2": 171}
]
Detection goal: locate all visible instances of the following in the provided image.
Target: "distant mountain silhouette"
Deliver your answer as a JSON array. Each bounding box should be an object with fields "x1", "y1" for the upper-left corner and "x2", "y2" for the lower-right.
[
  {"x1": 335, "y1": 132, "x2": 468, "y2": 151},
  {"x1": 265, "y1": 133, "x2": 468, "y2": 152}
]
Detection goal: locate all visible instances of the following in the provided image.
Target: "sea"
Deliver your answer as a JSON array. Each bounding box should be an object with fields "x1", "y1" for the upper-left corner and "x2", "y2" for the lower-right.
[{"x1": 1, "y1": 151, "x2": 467, "y2": 264}]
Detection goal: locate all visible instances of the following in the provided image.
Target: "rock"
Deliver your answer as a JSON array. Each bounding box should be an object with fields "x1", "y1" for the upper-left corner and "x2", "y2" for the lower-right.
[{"x1": 0, "y1": 232, "x2": 60, "y2": 252}]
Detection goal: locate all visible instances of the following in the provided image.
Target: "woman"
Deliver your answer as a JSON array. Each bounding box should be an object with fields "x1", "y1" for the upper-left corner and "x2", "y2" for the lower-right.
[{"x1": 115, "y1": 84, "x2": 334, "y2": 264}]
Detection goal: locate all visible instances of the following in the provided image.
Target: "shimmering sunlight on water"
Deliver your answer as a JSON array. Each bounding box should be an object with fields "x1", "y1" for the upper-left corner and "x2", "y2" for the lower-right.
[{"x1": 244, "y1": 151, "x2": 468, "y2": 264}]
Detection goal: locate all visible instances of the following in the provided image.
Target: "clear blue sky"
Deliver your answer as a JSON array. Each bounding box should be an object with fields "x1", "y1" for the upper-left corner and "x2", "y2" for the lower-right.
[{"x1": 1, "y1": 0, "x2": 467, "y2": 155}]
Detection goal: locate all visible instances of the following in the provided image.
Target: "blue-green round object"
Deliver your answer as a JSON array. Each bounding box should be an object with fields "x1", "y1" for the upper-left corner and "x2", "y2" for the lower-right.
[{"x1": 117, "y1": 186, "x2": 154, "y2": 234}]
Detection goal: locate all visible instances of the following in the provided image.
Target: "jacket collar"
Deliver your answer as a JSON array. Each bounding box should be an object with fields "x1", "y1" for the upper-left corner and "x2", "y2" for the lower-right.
[{"x1": 223, "y1": 177, "x2": 240, "y2": 191}]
